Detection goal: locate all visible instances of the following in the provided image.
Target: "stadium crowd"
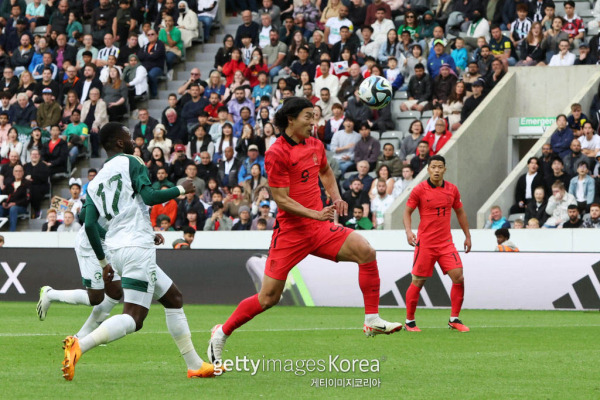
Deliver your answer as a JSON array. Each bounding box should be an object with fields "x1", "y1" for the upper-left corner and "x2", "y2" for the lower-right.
[{"x1": 1, "y1": 0, "x2": 600, "y2": 232}]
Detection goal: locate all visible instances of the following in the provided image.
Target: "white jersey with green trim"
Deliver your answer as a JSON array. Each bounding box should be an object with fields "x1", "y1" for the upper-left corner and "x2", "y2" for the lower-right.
[
  {"x1": 86, "y1": 154, "x2": 155, "y2": 250},
  {"x1": 75, "y1": 220, "x2": 108, "y2": 257}
]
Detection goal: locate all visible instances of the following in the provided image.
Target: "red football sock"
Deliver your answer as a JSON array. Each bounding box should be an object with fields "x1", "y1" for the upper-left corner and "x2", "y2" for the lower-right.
[
  {"x1": 358, "y1": 260, "x2": 380, "y2": 314},
  {"x1": 450, "y1": 283, "x2": 464, "y2": 318},
  {"x1": 222, "y1": 294, "x2": 264, "y2": 336},
  {"x1": 405, "y1": 284, "x2": 421, "y2": 320}
]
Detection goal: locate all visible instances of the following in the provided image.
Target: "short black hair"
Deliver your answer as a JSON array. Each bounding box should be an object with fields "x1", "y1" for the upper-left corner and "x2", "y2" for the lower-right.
[
  {"x1": 359, "y1": 122, "x2": 370, "y2": 130},
  {"x1": 418, "y1": 140, "x2": 429, "y2": 146},
  {"x1": 274, "y1": 97, "x2": 314, "y2": 132},
  {"x1": 527, "y1": 156, "x2": 538, "y2": 165},
  {"x1": 183, "y1": 226, "x2": 196, "y2": 235},
  {"x1": 495, "y1": 228, "x2": 510, "y2": 239},
  {"x1": 361, "y1": 25, "x2": 374, "y2": 33},
  {"x1": 71, "y1": 109, "x2": 81, "y2": 115},
  {"x1": 88, "y1": 168, "x2": 98, "y2": 174},
  {"x1": 428, "y1": 154, "x2": 445, "y2": 166},
  {"x1": 564, "y1": 0, "x2": 575, "y2": 7},
  {"x1": 99, "y1": 122, "x2": 131, "y2": 151},
  {"x1": 414, "y1": 63, "x2": 425, "y2": 70},
  {"x1": 567, "y1": 204, "x2": 579, "y2": 210}
]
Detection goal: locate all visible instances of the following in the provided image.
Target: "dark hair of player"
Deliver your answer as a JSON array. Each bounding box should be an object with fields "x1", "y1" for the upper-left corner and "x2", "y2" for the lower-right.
[
  {"x1": 428, "y1": 154, "x2": 446, "y2": 166},
  {"x1": 494, "y1": 228, "x2": 510, "y2": 239},
  {"x1": 274, "y1": 97, "x2": 314, "y2": 132},
  {"x1": 100, "y1": 122, "x2": 133, "y2": 154},
  {"x1": 183, "y1": 226, "x2": 196, "y2": 235}
]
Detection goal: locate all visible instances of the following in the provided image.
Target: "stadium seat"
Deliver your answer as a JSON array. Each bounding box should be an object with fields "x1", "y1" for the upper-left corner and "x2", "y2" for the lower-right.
[
  {"x1": 368, "y1": 171, "x2": 377, "y2": 178},
  {"x1": 394, "y1": 91, "x2": 408, "y2": 99},
  {"x1": 508, "y1": 213, "x2": 525, "y2": 227},
  {"x1": 397, "y1": 119, "x2": 414, "y2": 134},
  {"x1": 391, "y1": 100, "x2": 403, "y2": 119},
  {"x1": 399, "y1": 110, "x2": 421, "y2": 120},
  {"x1": 421, "y1": 110, "x2": 433, "y2": 118},
  {"x1": 371, "y1": 131, "x2": 380, "y2": 140},
  {"x1": 380, "y1": 131, "x2": 403, "y2": 140}
]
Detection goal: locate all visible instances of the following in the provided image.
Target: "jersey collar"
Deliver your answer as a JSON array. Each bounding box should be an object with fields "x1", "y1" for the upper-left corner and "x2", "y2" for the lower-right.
[
  {"x1": 282, "y1": 132, "x2": 305, "y2": 146},
  {"x1": 427, "y1": 178, "x2": 445, "y2": 188}
]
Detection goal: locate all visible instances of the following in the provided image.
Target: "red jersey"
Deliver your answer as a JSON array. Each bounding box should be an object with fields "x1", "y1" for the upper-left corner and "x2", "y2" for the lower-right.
[
  {"x1": 265, "y1": 134, "x2": 327, "y2": 227},
  {"x1": 406, "y1": 178, "x2": 463, "y2": 248}
]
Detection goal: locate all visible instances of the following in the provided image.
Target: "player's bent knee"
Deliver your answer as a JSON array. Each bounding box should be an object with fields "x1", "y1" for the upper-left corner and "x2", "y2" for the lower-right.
[
  {"x1": 452, "y1": 274, "x2": 464, "y2": 284},
  {"x1": 259, "y1": 292, "x2": 281, "y2": 309},
  {"x1": 87, "y1": 289, "x2": 105, "y2": 306}
]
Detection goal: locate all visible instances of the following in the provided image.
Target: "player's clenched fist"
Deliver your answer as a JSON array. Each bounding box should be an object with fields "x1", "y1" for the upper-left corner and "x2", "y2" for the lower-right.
[
  {"x1": 406, "y1": 231, "x2": 417, "y2": 247},
  {"x1": 103, "y1": 264, "x2": 115, "y2": 283},
  {"x1": 333, "y1": 199, "x2": 348, "y2": 217},
  {"x1": 316, "y1": 205, "x2": 336, "y2": 221},
  {"x1": 180, "y1": 179, "x2": 196, "y2": 194}
]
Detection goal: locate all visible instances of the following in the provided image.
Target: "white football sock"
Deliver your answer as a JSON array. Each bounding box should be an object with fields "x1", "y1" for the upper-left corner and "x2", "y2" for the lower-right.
[
  {"x1": 214, "y1": 325, "x2": 228, "y2": 339},
  {"x1": 75, "y1": 296, "x2": 120, "y2": 339},
  {"x1": 165, "y1": 308, "x2": 203, "y2": 370},
  {"x1": 364, "y1": 313, "x2": 380, "y2": 324},
  {"x1": 79, "y1": 314, "x2": 136, "y2": 354},
  {"x1": 450, "y1": 317, "x2": 459, "y2": 322},
  {"x1": 47, "y1": 289, "x2": 91, "y2": 306},
  {"x1": 405, "y1": 319, "x2": 415, "y2": 324}
]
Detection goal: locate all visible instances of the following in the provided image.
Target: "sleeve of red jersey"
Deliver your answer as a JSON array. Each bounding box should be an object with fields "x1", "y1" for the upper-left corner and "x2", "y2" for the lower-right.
[
  {"x1": 318, "y1": 139, "x2": 328, "y2": 171},
  {"x1": 406, "y1": 183, "x2": 421, "y2": 209},
  {"x1": 265, "y1": 147, "x2": 290, "y2": 188},
  {"x1": 452, "y1": 185, "x2": 463, "y2": 209}
]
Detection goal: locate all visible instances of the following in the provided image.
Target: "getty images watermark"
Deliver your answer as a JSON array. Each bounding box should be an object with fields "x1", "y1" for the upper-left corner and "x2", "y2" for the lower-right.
[{"x1": 214, "y1": 355, "x2": 382, "y2": 387}]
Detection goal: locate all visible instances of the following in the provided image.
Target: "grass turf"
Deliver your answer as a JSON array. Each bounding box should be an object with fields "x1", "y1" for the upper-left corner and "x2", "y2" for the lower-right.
[{"x1": 1, "y1": 302, "x2": 599, "y2": 399}]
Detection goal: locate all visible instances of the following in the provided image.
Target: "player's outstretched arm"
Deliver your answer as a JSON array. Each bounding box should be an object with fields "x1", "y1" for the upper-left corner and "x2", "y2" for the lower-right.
[
  {"x1": 404, "y1": 206, "x2": 417, "y2": 247},
  {"x1": 454, "y1": 207, "x2": 472, "y2": 253},
  {"x1": 319, "y1": 164, "x2": 347, "y2": 216},
  {"x1": 271, "y1": 186, "x2": 335, "y2": 221}
]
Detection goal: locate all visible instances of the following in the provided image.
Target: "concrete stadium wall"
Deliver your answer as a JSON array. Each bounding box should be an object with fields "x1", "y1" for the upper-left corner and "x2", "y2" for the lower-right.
[
  {"x1": 385, "y1": 65, "x2": 600, "y2": 230},
  {"x1": 477, "y1": 67, "x2": 600, "y2": 228}
]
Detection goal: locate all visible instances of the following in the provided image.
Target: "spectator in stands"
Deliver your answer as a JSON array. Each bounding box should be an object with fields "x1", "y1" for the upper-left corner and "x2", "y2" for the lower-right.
[
  {"x1": 542, "y1": 16, "x2": 569, "y2": 63},
  {"x1": 178, "y1": 162, "x2": 206, "y2": 197},
  {"x1": 24, "y1": 128, "x2": 42, "y2": 164},
  {"x1": 365, "y1": 0, "x2": 391, "y2": 25},
  {"x1": 370, "y1": 178, "x2": 394, "y2": 229},
  {"x1": 232, "y1": 205, "x2": 252, "y2": 230},
  {"x1": 1, "y1": 128, "x2": 24, "y2": 163},
  {"x1": 484, "y1": 59, "x2": 506, "y2": 95},
  {"x1": 323, "y1": 103, "x2": 345, "y2": 146},
  {"x1": 544, "y1": 181, "x2": 577, "y2": 227},
  {"x1": 46, "y1": 0, "x2": 69, "y2": 35},
  {"x1": 377, "y1": 29, "x2": 399, "y2": 65},
  {"x1": 354, "y1": 122, "x2": 381, "y2": 171},
  {"x1": 545, "y1": 157, "x2": 571, "y2": 194},
  {"x1": 123, "y1": 55, "x2": 148, "y2": 112},
  {"x1": 81, "y1": 88, "x2": 108, "y2": 157},
  {"x1": 159, "y1": 15, "x2": 183, "y2": 79},
  {"x1": 368, "y1": 164, "x2": 394, "y2": 199},
  {"x1": 148, "y1": 124, "x2": 172, "y2": 162},
  {"x1": 11, "y1": 34, "x2": 34, "y2": 76},
  {"x1": 36, "y1": 88, "x2": 61, "y2": 131},
  {"x1": 0, "y1": 67, "x2": 18, "y2": 98},
  {"x1": 262, "y1": 30, "x2": 287, "y2": 79},
  {"x1": 42, "y1": 208, "x2": 61, "y2": 231},
  {"x1": 76, "y1": 35, "x2": 98, "y2": 69},
  {"x1": 197, "y1": 0, "x2": 218, "y2": 40},
  {"x1": 567, "y1": 103, "x2": 587, "y2": 136},
  {"x1": 74, "y1": 64, "x2": 102, "y2": 104},
  {"x1": 579, "y1": 122, "x2": 600, "y2": 159},
  {"x1": 138, "y1": 29, "x2": 166, "y2": 99},
  {"x1": 60, "y1": 89, "x2": 81, "y2": 126},
  {"x1": 250, "y1": 200, "x2": 274, "y2": 230},
  {"x1": 423, "y1": 119, "x2": 451, "y2": 155},
  {"x1": 346, "y1": 89, "x2": 372, "y2": 126},
  {"x1": 510, "y1": 156, "x2": 545, "y2": 214},
  {"x1": 401, "y1": 63, "x2": 431, "y2": 112},
  {"x1": 392, "y1": 165, "x2": 415, "y2": 198},
  {"x1": 411, "y1": 140, "x2": 430, "y2": 175},
  {"x1": 340, "y1": 177, "x2": 370, "y2": 224},
  {"x1": 228, "y1": 86, "x2": 255, "y2": 125},
  {"x1": 180, "y1": 83, "x2": 208, "y2": 131},
  {"x1": 569, "y1": 161, "x2": 595, "y2": 213},
  {"x1": 103, "y1": 67, "x2": 128, "y2": 121},
  {"x1": 315, "y1": 88, "x2": 339, "y2": 120},
  {"x1": 338, "y1": 64, "x2": 363, "y2": 105},
  {"x1": 539, "y1": 143, "x2": 554, "y2": 178},
  {"x1": 524, "y1": 186, "x2": 548, "y2": 225},
  {"x1": 562, "y1": 0, "x2": 585, "y2": 47},
  {"x1": 176, "y1": 1, "x2": 198, "y2": 48},
  {"x1": 238, "y1": 148, "x2": 265, "y2": 185},
  {"x1": 582, "y1": 203, "x2": 600, "y2": 228},
  {"x1": 377, "y1": 142, "x2": 403, "y2": 177},
  {"x1": 57, "y1": 210, "x2": 81, "y2": 232},
  {"x1": 63, "y1": 109, "x2": 88, "y2": 165},
  {"x1": 527, "y1": 218, "x2": 540, "y2": 228},
  {"x1": 560, "y1": 204, "x2": 583, "y2": 228},
  {"x1": 41, "y1": 127, "x2": 68, "y2": 175},
  {"x1": 550, "y1": 114, "x2": 573, "y2": 159},
  {"x1": 563, "y1": 139, "x2": 590, "y2": 177},
  {"x1": 235, "y1": 10, "x2": 260, "y2": 48},
  {"x1": 308, "y1": 30, "x2": 328, "y2": 65},
  {"x1": 116, "y1": 33, "x2": 140, "y2": 67},
  {"x1": 196, "y1": 150, "x2": 218, "y2": 183},
  {"x1": 517, "y1": 22, "x2": 545, "y2": 66},
  {"x1": 23, "y1": 148, "x2": 48, "y2": 218},
  {"x1": 431, "y1": 63, "x2": 457, "y2": 107},
  {"x1": 163, "y1": 108, "x2": 187, "y2": 145},
  {"x1": 494, "y1": 228, "x2": 519, "y2": 251},
  {"x1": 150, "y1": 185, "x2": 179, "y2": 229},
  {"x1": 146, "y1": 147, "x2": 168, "y2": 182},
  {"x1": 484, "y1": 205, "x2": 511, "y2": 229},
  {"x1": 176, "y1": 191, "x2": 204, "y2": 230},
  {"x1": 548, "y1": 39, "x2": 575, "y2": 66},
  {"x1": 217, "y1": 146, "x2": 240, "y2": 187},
  {"x1": 0, "y1": 164, "x2": 29, "y2": 231},
  {"x1": 257, "y1": 13, "x2": 275, "y2": 49},
  {"x1": 96, "y1": 33, "x2": 120, "y2": 70},
  {"x1": 331, "y1": 117, "x2": 360, "y2": 175},
  {"x1": 342, "y1": 160, "x2": 373, "y2": 192},
  {"x1": 489, "y1": 24, "x2": 517, "y2": 68},
  {"x1": 236, "y1": 123, "x2": 263, "y2": 157},
  {"x1": 12, "y1": 93, "x2": 36, "y2": 127},
  {"x1": 223, "y1": 185, "x2": 250, "y2": 219},
  {"x1": 170, "y1": 144, "x2": 192, "y2": 181},
  {"x1": 152, "y1": 167, "x2": 174, "y2": 190},
  {"x1": 314, "y1": 61, "x2": 341, "y2": 103},
  {"x1": 204, "y1": 201, "x2": 231, "y2": 230},
  {"x1": 188, "y1": 125, "x2": 215, "y2": 160},
  {"x1": 428, "y1": 39, "x2": 455, "y2": 78},
  {"x1": 214, "y1": 123, "x2": 237, "y2": 163},
  {"x1": 133, "y1": 109, "x2": 158, "y2": 143}
]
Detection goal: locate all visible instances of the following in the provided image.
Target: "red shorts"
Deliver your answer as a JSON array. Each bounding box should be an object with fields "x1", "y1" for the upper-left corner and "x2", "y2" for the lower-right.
[
  {"x1": 412, "y1": 243, "x2": 463, "y2": 277},
  {"x1": 265, "y1": 220, "x2": 353, "y2": 281}
]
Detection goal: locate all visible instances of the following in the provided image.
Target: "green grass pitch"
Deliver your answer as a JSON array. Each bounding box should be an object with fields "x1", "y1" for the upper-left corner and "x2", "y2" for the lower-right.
[{"x1": 1, "y1": 302, "x2": 600, "y2": 399}]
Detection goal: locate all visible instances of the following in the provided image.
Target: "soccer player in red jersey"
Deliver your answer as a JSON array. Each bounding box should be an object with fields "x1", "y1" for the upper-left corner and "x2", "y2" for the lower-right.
[
  {"x1": 403, "y1": 155, "x2": 472, "y2": 332},
  {"x1": 207, "y1": 98, "x2": 402, "y2": 364}
]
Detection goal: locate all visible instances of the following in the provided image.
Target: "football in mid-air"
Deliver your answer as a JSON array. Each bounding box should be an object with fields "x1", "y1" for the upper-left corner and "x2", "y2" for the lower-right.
[{"x1": 358, "y1": 76, "x2": 393, "y2": 110}]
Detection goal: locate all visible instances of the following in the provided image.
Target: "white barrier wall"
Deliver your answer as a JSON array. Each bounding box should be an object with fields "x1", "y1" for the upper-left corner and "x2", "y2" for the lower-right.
[{"x1": 4, "y1": 229, "x2": 600, "y2": 252}]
